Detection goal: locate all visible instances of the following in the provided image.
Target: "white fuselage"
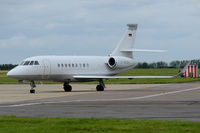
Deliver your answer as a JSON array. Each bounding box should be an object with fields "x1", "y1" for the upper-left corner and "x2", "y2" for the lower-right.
[
  {"x1": 7, "y1": 24, "x2": 139, "y2": 85},
  {"x1": 7, "y1": 56, "x2": 137, "y2": 82}
]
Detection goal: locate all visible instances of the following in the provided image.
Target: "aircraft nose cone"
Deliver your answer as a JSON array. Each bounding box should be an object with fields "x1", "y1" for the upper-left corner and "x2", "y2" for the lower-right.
[
  {"x1": 7, "y1": 67, "x2": 20, "y2": 79},
  {"x1": 7, "y1": 69, "x2": 15, "y2": 78}
]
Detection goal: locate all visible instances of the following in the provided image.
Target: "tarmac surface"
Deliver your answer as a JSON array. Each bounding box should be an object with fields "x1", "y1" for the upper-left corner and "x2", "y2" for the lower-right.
[{"x1": 0, "y1": 83, "x2": 200, "y2": 121}]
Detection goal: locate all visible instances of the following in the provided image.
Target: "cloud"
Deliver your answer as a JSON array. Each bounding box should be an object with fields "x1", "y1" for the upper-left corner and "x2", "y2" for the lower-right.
[{"x1": 0, "y1": 0, "x2": 200, "y2": 63}]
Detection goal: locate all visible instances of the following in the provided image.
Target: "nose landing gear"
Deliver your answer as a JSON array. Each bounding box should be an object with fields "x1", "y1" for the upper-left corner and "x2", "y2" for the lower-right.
[{"x1": 30, "y1": 81, "x2": 36, "y2": 93}]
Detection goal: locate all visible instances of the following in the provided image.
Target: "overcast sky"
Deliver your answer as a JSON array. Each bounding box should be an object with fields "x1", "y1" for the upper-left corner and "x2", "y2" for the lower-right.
[{"x1": 0, "y1": 0, "x2": 200, "y2": 64}]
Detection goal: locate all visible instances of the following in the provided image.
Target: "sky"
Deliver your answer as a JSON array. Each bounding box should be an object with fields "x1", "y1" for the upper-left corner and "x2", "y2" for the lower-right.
[{"x1": 0, "y1": 0, "x2": 200, "y2": 64}]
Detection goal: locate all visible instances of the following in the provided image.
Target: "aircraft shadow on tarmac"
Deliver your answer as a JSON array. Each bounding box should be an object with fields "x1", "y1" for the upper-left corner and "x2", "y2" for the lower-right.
[
  {"x1": 40, "y1": 90, "x2": 96, "y2": 93},
  {"x1": 39, "y1": 88, "x2": 159, "y2": 93}
]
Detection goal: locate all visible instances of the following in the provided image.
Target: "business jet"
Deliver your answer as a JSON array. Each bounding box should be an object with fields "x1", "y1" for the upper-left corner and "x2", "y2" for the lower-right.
[{"x1": 7, "y1": 24, "x2": 177, "y2": 93}]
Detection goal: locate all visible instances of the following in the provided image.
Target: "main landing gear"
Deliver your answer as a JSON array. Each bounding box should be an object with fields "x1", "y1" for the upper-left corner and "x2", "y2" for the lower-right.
[
  {"x1": 96, "y1": 79, "x2": 105, "y2": 91},
  {"x1": 30, "y1": 81, "x2": 36, "y2": 94},
  {"x1": 63, "y1": 82, "x2": 72, "y2": 92},
  {"x1": 63, "y1": 79, "x2": 105, "y2": 92},
  {"x1": 29, "y1": 80, "x2": 105, "y2": 94}
]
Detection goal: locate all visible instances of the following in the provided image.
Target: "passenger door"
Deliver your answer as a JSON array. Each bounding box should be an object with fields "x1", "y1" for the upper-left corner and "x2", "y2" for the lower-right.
[{"x1": 42, "y1": 60, "x2": 51, "y2": 80}]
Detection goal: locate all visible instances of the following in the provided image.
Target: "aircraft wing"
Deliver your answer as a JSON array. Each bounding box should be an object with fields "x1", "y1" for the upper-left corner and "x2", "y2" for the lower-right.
[
  {"x1": 73, "y1": 75, "x2": 174, "y2": 79},
  {"x1": 73, "y1": 62, "x2": 190, "y2": 80}
]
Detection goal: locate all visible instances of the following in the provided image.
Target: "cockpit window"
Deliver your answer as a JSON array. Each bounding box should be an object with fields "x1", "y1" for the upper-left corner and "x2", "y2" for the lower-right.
[
  {"x1": 20, "y1": 61, "x2": 25, "y2": 65},
  {"x1": 34, "y1": 61, "x2": 39, "y2": 65},
  {"x1": 30, "y1": 61, "x2": 34, "y2": 65},
  {"x1": 24, "y1": 61, "x2": 30, "y2": 65},
  {"x1": 21, "y1": 60, "x2": 39, "y2": 66}
]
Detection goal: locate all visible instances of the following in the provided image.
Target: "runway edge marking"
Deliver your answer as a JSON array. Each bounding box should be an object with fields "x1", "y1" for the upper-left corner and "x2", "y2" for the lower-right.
[{"x1": 1, "y1": 86, "x2": 200, "y2": 108}]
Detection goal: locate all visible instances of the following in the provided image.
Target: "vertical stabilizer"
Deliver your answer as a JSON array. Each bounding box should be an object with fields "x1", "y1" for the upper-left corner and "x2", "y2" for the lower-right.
[{"x1": 111, "y1": 24, "x2": 138, "y2": 58}]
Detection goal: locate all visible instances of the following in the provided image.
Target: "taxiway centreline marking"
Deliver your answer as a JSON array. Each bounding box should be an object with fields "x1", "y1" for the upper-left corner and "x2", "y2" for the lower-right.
[{"x1": 1, "y1": 86, "x2": 200, "y2": 108}]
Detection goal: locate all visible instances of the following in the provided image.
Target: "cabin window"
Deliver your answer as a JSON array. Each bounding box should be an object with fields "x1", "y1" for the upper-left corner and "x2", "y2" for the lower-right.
[
  {"x1": 30, "y1": 61, "x2": 34, "y2": 65},
  {"x1": 83, "y1": 64, "x2": 85, "y2": 67},
  {"x1": 58, "y1": 64, "x2": 60, "y2": 67},
  {"x1": 72, "y1": 64, "x2": 74, "y2": 67},
  {"x1": 61, "y1": 64, "x2": 64, "y2": 67},
  {"x1": 34, "y1": 61, "x2": 39, "y2": 65},
  {"x1": 75, "y1": 64, "x2": 78, "y2": 67},
  {"x1": 68, "y1": 64, "x2": 71, "y2": 67},
  {"x1": 65, "y1": 64, "x2": 67, "y2": 67},
  {"x1": 24, "y1": 61, "x2": 30, "y2": 65}
]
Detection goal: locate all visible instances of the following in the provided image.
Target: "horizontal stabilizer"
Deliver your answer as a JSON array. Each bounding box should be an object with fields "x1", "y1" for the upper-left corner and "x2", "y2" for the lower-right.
[{"x1": 120, "y1": 49, "x2": 167, "y2": 53}]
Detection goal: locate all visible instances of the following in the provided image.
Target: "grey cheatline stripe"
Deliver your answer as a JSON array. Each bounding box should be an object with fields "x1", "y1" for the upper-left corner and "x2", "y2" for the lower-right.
[{"x1": 1, "y1": 86, "x2": 200, "y2": 108}]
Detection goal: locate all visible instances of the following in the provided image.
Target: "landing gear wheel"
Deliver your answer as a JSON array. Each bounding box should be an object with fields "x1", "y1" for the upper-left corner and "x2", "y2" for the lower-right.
[
  {"x1": 96, "y1": 85, "x2": 104, "y2": 91},
  {"x1": 30, "y1": 81, "x2": 36, "y2": 94},
  {"x1": 30, "y1": 89, "x2": 35, "y2": 94},
  {"x1": 64, "y1": 83, "x2": 72, "y2": 92}
]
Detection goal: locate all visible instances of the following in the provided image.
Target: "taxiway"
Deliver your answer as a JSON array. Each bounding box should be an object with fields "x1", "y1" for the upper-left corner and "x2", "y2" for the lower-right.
[{"x1": 0, "y1": 83, "x2": 199, "y2": 121}]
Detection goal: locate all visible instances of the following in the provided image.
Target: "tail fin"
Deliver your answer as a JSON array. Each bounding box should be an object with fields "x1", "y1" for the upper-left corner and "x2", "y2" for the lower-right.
[{"x1": 111, "y1": 24, "x2": 138, "y2": 58}]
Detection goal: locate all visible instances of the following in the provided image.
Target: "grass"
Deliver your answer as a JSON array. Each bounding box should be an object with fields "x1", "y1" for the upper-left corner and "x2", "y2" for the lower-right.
[
  {"x1": 0, "y1": 116, "x2": 199, "y2": 133},
  {"x1": 118, "y1": 68, "x2": 179, "y2": 76},
  {"x1": 1, "y1": 69, "x2": 200, "y2": 84},
  {"x1": 0, "y1": 71, "x2": 17, "y2": 84}
]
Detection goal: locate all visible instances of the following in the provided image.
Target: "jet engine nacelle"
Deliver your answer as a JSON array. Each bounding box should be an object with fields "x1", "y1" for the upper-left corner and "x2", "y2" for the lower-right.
[{"x1": 107, "y1": 56, "x2": 135, "y2": 69}]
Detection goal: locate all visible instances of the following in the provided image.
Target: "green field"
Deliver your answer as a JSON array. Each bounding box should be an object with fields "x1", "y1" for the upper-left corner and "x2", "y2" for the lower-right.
[
  {"x1": 1, "y1": 68, "x2": 200, "y2": 84},
  {"x1": 0, "y1": 116, "x2": 199, "y2": 133}
]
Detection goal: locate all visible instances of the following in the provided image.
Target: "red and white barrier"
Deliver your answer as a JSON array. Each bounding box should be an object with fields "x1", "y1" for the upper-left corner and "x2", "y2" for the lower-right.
[{"x1": 184, "y1": 65, "x2": 198, "y2": 78}]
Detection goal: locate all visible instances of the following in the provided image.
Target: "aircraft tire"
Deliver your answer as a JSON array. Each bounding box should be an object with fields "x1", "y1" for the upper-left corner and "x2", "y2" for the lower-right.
[
  {"x1": 30, "y1": 89, "x2": 35, "y2": 94},
  {"x1": 96, "y1": 85, "x2": 104, "y2": 91},
  {"x1": 64, "y1": 84, "x2": 72, "y2": 92}
]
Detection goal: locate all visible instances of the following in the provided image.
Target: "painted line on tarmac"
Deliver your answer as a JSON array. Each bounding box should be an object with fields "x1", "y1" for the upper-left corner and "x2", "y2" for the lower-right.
[{"x1": 1, "y1": 86, "x2": 200, "y2": 108}]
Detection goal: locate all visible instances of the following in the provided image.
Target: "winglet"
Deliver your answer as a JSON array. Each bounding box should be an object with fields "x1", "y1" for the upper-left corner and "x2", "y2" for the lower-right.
[{"x1": 175, "y1": 61, "x2": 191, "y2": 77}]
